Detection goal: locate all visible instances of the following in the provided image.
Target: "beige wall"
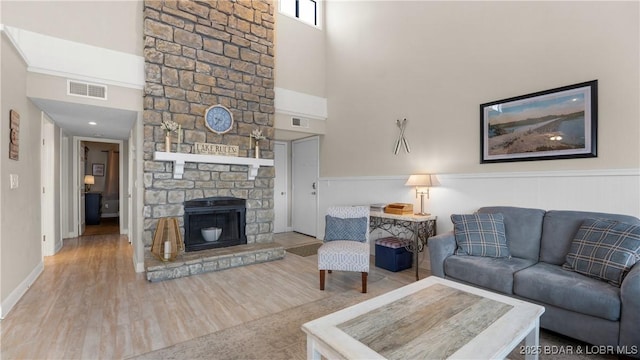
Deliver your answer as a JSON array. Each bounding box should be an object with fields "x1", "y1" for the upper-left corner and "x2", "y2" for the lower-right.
[
  {"x1": 323, "y1": 1, "x2": 639, "y2": 176},
  {"x1": 275, "y1": 11, "x2": 326, "y2": 97},
  {"x1": 1, "y1": 0, "x2": 143, "y2": 55},
  {"x1": 1, "y1": 35, "x2": 43, "y2": 303}
]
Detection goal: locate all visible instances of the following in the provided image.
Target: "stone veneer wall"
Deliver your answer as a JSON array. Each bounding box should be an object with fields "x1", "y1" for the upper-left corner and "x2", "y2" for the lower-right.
[{"x1": 143, "y1": 0, "x2": 275, "y2": 247}]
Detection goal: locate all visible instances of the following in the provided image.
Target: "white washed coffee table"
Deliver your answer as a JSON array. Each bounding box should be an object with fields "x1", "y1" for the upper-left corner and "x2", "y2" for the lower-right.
[{"x1": 302, "y1": 276, "x2": 545, "y2": 360}]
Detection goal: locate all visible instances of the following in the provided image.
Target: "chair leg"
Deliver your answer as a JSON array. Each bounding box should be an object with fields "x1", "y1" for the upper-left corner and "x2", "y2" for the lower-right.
[
  {"x1": 319, "y1": 270, "x2": 325, "y2": 291},
  {"x1": 361, "y1": 272, "x2": 368, "y2": 293}
]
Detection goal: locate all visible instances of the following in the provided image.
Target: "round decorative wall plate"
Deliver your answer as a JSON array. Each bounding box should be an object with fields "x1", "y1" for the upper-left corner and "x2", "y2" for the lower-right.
[{"x1": 204, "y1": 105, "x2": 234, "y2": 134}]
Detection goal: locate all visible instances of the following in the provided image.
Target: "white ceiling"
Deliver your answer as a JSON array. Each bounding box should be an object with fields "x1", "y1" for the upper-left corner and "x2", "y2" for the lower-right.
[{"x1": 31, "y1": 98, "x2": 137, "y2": 140}]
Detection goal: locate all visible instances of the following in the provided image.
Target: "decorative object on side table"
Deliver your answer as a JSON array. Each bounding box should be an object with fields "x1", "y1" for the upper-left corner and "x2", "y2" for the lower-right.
[
  {"x1": 250, "y1": 128, "x2": 266, "y2": 159},
  {"x1": 161, "y1": 119, "x2": 179, "y2": 152},
  {"x1": 405, "y1": 174, "x2": 440, "y2": 215},
  {"x1": 480, "y1": 80, "x2": 597, "y2": 163},
  {"x1": 151, "y1": 217, "x2": 184, "y2": 262},
  {"x1": 384, "y1": 203, "x2": 413, "y2": 215}
]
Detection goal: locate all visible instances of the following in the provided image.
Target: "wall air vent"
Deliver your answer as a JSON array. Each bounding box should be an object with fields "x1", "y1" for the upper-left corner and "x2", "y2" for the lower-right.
[
  {"x1": 291, "y1": 117, "x2": 309, "y2": 128},
  {"x1": 67, "y1": 80, "x2": 108, "y2": 100}
]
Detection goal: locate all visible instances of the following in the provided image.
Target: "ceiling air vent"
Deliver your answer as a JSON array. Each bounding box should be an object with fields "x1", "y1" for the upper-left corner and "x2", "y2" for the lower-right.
[
  {"x1": 67, "y1": 80, "x2": 108, "y2": 100},
  {"x1": 291, "y1": 117, "x2": 309, "y2": 128}
]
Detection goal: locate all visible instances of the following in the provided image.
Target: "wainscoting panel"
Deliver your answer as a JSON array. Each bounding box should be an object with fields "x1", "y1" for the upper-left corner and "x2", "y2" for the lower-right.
[{"x1": 318, "y1": 169, "x2": 640, "y2": 239}]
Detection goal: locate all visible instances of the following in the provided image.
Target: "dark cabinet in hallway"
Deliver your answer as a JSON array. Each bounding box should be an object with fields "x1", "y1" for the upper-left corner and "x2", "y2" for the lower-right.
[{"x1": 85, "y1": 192, "x2": 102, "y2": 225}]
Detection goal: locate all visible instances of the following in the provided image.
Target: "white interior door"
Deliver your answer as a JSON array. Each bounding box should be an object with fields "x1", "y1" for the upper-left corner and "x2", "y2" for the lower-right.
[
  {"x1": 292, "y1": 136, "x2": 319, "y2": 237},
  {"x1": 274, "y1": 141, "x2": 289, "y2": 233}
]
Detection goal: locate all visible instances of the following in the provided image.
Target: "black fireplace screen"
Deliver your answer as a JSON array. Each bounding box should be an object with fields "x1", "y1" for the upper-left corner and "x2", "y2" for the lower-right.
[{"x1": 184, "y1": 197, "x2": 247, "y2": 252}]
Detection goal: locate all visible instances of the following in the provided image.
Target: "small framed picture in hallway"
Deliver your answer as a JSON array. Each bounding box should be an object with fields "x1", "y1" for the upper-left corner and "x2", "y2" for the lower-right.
[{"x1": 92, "y1": 163, "x2": 105, "y2": 177}]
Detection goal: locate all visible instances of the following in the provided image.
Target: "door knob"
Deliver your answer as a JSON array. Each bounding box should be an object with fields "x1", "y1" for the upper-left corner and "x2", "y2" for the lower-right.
[
  {"x1": 281, "y1": 192, "x2": 286, "y2": 195},
  {"x1": 311, "y1": 191, "x2": 316, "y2": 195}
]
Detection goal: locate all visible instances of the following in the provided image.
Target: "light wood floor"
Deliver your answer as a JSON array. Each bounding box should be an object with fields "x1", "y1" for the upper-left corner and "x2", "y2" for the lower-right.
[
  {"x1": 0, "y1": 232, "x2": 419, "y2": 359},
  {"x1": 82, "y1": 217, "x2": 120, "y2": 236}
]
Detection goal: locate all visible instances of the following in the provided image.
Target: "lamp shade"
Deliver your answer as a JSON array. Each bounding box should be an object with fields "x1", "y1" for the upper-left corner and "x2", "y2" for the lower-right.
[
  {"x1": 405, "y1": 174, "x2": 440, "y2": 187},
  {"x1": 84, "y1": 175, "x2": 95, "y2": 185}
]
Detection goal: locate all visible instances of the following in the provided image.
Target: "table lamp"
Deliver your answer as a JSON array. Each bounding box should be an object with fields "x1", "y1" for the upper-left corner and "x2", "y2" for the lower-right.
[
  {"x1": 84, "y1": 175, "x2": 95, "y2": 192},
  {"x1": 405, "y1": 174, "x2": 439, "y2": 215}
]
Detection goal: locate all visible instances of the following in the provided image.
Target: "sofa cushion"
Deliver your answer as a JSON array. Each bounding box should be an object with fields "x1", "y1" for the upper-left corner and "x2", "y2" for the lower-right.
[
  {"x1": 514, "y1": 262, "x2": 621, "y2": 321},
  {"x1": 444, "y1": 255, "x2": 536, "y2": 294},
  {"x1": 563, "y1": 218, "x2": 640, "y2": 287},
  {"x1": 540, "y1": 210, "x2": 640, "y2": 265},
  {"x1": 451, "y1": 213, "x2": 510, "y2": 258},
  {"x1": 477, "y1": 206, "x2": 545, "y2": 262}
]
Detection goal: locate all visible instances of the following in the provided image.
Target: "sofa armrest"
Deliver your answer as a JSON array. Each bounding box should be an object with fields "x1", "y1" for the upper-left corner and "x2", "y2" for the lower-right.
[
  {"x1": 427, "y1": 231, "x2": 456, "y2": 278},
  {"x1": 620, "y1": 262, "x2": 640, "y2": 351}
]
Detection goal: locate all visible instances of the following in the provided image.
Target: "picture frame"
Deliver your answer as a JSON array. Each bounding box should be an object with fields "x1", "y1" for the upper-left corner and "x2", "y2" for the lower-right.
[
  {"x1": 480, "y1": 80, "x2": 597, "y2": 163},
  {"x1": 92, "y1": 163, "x2": 105, "y2": 176}
]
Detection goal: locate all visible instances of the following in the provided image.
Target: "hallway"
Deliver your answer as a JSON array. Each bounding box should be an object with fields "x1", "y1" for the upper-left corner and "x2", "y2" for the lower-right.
[{"x1": 82, "y1": 217, "x2": 120, "y2": 236}]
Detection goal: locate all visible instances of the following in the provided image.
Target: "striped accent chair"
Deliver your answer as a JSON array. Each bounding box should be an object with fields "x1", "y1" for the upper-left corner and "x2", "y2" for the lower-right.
[{"x1": 318, "y1": 206, "x2": 370, "y2": 293}]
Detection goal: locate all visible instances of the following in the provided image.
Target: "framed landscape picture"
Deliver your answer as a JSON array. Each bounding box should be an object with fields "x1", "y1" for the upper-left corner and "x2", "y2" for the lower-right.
[{"x1": 480, "y1": 80, "x2": 598, "y2": 163}]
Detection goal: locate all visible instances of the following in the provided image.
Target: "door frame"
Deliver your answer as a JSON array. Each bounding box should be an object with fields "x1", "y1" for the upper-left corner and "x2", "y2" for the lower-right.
[
  {"x1": 41, "y1": 112, "x2": 56, "y2": 256},
  {"x1": 72, "y1": 136, "x2": 124, "y2": 237},
  {"x1": 273, "y1": 141, "x2": 291, "y2": 233}
]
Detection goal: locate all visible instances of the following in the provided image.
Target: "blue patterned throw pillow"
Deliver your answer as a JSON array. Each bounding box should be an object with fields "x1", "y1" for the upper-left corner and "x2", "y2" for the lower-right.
[
  {"x1": 563, "y1": 218, "x2": 640, "y2": 287},
  {"x1": 324, "y1": 216, "x2": 367, "y2": 242},
  {"x1": 452, "y1": 213, "x2": 510, "y2": 258}
]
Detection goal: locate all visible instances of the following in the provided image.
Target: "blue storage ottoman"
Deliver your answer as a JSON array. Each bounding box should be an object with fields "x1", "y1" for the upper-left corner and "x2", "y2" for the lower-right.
[{"x1": 375, "y1": 237, "x2": 413, "y2": 272}]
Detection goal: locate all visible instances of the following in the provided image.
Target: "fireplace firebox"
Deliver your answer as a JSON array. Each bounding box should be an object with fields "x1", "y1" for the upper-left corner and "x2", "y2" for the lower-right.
[{"x1": 184, "y1": 197, "x2": 247, "y2": 252}]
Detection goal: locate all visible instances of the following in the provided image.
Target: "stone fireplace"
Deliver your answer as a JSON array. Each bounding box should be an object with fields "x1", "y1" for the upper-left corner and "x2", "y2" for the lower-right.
[
  {"x1": 184, "y1": 197, "x2": 247, "y2": 252},
  {"x1": 142, "y1": 0, "x2": 280, "y2": 281}
]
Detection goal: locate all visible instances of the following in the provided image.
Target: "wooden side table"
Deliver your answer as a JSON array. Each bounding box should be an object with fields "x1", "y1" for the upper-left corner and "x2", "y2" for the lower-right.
[{"x1": 370, "y1": 211, "x2": 436, "y2": 280}]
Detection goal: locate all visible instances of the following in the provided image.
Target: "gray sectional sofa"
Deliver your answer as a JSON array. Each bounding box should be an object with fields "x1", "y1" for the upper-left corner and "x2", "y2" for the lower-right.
[{"x1": 428, "y1": 206, "x2": 640, "y2": 354}]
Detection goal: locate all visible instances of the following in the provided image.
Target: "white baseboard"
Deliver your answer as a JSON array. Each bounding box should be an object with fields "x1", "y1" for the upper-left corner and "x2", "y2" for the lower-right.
[
  {"x1": 54, "y1": 240, "x2": 63, "y2": 254},
  {"x1": 0, "y1": 261, "x2": 44, "y2": 319},
  {"x1": 135, "y1": 261, "x2": 145, "y2": 273}
]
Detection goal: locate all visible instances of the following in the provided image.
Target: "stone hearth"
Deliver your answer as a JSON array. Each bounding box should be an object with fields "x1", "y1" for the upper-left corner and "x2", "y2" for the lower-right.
[{"x1": 145, "y1": 243, "x2": 285, "y2": 282}]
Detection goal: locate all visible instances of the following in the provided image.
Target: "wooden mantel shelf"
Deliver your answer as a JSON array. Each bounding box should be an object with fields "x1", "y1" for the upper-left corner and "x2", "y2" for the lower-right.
[{"x1": 153, "y1": 151, "x2": 274, "y2": 180}]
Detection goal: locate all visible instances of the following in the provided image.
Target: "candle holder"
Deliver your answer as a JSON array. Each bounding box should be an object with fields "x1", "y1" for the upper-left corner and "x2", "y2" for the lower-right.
[
  {"x1": 151, "y1": 217, "x2": 184, "y2": 262},
  {"x1": 249, "y1": 128, "x2": 266, "y2": 159}
]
